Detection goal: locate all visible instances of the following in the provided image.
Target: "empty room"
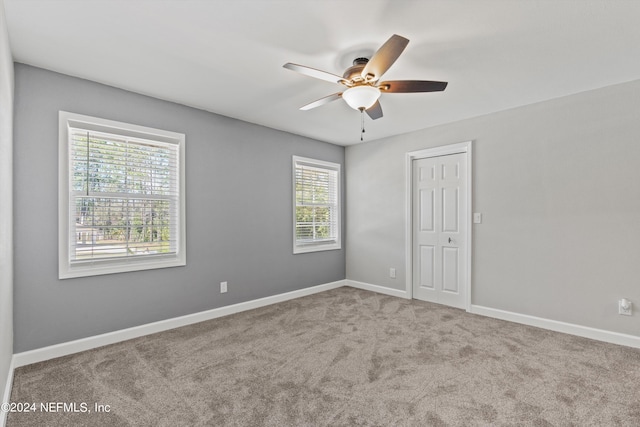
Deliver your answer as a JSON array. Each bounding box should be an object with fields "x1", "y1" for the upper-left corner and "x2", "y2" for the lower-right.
[{"x1": 1, "y1": 0, "x2": 640, "y2": 426}]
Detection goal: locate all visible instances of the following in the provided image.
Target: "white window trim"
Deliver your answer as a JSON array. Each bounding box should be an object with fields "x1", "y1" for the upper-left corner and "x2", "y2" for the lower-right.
[
  {"x1": 292, "y1": 155, "x2": 341, "y2": 254},
  {"x1": 58, "y1": 111, "x2": 186, "y2": 279}
]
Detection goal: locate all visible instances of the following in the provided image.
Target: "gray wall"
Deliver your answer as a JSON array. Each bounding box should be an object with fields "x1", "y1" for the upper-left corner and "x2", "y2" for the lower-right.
[
  {"x1": 13, "y1": 64, "x2": 345, "y2": 353},
  {"x1": 346, "y1": 78, "x2": 640, "y2": 336},
  {"x1": 0, "y1": 0, "x2": 14, "y2": 406}
]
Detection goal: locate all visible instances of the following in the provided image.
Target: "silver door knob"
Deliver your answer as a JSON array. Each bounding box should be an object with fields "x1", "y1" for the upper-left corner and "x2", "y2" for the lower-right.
[{"x1": 448, "y1": 237, "x2": 453, "y2": 243}]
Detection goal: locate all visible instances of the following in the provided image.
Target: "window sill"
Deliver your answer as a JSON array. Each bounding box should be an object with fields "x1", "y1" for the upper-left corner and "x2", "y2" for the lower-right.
[
  {"x1": 59, "y1": 256, "x2": 186, "y2": 279},
  {"x1": 293, "y1": 242, "x2": 341, "y2": 254}
]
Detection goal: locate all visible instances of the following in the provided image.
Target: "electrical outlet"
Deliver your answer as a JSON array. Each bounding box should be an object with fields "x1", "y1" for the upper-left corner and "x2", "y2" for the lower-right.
[
  {"x1": 220, "y1": 281, "x2": 228, "y2": 293},
  {"x1": 389, "y1": 268, "x2": 396, "y2": 279},
  {"x1": 619, "y1": 298, "x2": 632, "y2": 316}
]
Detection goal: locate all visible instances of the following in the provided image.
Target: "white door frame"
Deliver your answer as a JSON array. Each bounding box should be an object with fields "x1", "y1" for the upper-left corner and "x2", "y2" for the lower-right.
[{"x1": 405, "y1": 141, "x2": 473, "y2": 311}]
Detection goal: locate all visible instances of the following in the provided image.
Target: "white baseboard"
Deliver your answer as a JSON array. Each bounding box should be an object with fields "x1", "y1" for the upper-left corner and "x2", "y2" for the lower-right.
[
  {"x1": 345, "y1": 279, "x2": 410, "y2": 299},
  {"x1": 13, "y1": 280, "x2": 346, "y2": 368},
  {"x1": 1, "y1": 356, "x2": 15, "y2": 427},
  {"x1": 470, "y1": 305, "x2": 640, "y2": 349}
]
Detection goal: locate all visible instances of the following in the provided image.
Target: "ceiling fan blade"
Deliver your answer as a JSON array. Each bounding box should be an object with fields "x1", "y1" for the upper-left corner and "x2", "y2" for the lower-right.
[
  {"x1": 361, "y1": 34, "x2": 409, "y2": 81},
  {"x1": 300, "y1": 92, "x2": 342, "y2": 111},
  {"x1": 365, "y1": 100, "x2": 383, "y2": 120},
  {"x1": 379, "y1": 80, "x2": 448, "y2": 93},
  {"x1": 283, "y1": 63, "x2": 345, "y2": 84}
]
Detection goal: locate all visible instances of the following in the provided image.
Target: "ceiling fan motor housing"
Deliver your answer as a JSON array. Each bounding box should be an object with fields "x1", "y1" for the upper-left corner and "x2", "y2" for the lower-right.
[{"x1": 343, "y1": 58, "x2": 370, "y2": 83}]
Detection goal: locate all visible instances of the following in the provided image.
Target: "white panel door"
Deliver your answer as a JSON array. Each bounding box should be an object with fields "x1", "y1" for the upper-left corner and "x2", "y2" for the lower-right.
[{"x1": 412, "y1": 153, "x2": 467, "y2": 308}]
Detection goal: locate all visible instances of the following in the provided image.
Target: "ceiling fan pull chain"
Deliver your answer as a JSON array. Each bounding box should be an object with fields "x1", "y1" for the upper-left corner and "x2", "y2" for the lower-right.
[{"x1": 360, "y1": 108, "x2": 365, "y2": 141}]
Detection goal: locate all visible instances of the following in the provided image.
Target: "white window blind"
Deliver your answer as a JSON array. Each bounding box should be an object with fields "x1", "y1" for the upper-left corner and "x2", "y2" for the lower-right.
[
  {"x1": 293, "y1": 156, "x2": 341, "y2": 254},
  {"x1": 59, "y1": 112, "x2": 186, "y2": 278}
]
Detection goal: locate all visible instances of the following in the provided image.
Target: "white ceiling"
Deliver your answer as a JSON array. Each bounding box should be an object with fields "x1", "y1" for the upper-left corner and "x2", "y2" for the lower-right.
[{"x1": 4, "y1": 0, "x2": 640, "y2": 146}]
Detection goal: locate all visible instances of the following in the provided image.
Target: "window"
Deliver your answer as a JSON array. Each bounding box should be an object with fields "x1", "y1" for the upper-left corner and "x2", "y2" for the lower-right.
[
  {"x1": 293, "y1": 156, "x2": 341, "y2": 254},
  {"x1": 59, "y1": 111, "x2": 186, "y2": 279}
]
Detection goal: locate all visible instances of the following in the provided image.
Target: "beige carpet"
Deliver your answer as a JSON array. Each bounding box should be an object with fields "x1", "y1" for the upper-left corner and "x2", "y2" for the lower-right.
[{"x1": 7, "y1": 287, "x2": 640, "y2": 426}]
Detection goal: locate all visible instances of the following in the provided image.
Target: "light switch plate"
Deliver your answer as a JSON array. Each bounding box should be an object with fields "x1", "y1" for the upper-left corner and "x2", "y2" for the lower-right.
[{"x1": 473, "y1": 213, "x2": 482, "y2": 224}]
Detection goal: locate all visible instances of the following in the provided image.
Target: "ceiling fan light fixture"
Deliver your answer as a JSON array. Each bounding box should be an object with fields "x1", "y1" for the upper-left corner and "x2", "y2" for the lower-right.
[{"x1": 342, "y1": 85, "x2": 381, "y2": 111}]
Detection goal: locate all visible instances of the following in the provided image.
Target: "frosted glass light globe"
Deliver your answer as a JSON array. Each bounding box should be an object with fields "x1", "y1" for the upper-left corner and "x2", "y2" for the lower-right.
[{"x1": 342, "y1": 86, "x2": 381, "y2": 110}]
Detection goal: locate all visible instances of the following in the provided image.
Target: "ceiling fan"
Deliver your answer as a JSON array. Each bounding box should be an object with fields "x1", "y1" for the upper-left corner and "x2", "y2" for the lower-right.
[{"x1": 283, "y1": 34, "x2": 448, "y2": 123}]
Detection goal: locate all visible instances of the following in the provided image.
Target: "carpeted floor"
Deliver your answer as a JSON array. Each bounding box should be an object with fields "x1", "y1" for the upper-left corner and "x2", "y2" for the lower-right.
[{"x1": 7, "y1": 287, "x2": 640, "y2": 426}]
